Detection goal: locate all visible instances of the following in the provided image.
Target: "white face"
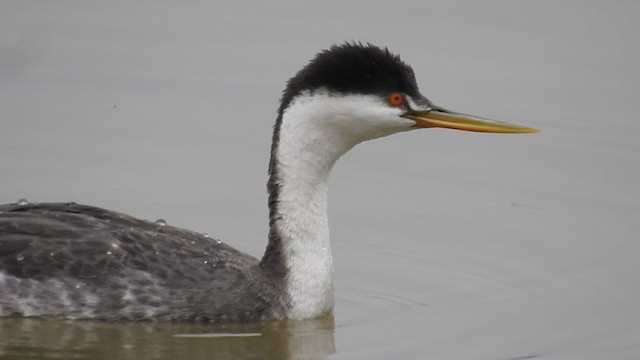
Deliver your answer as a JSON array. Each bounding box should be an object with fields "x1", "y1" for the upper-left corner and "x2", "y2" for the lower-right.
[{"x1": 282, "y1": 89, "x2": 424, "y2": 152}]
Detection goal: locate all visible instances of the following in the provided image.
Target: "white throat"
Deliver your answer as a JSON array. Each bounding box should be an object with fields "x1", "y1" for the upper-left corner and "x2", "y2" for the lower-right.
[{"x1": 271, "y1": 91, "x2": 414, "y2": 319}]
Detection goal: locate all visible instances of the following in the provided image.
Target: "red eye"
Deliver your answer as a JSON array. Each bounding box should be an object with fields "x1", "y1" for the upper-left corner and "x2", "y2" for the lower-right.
[{"x1": 387, "y1": 92, "x2": 405, "y2": 106}]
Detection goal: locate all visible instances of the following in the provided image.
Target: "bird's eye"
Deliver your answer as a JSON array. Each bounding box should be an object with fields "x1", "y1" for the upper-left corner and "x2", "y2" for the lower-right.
[{"x1": 387, "y1": 92, "x2": 405, "y2": 107}]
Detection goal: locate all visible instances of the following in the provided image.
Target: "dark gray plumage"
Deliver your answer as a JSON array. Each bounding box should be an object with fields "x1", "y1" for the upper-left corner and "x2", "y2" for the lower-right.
[{"x1": 0, "y1": 202, "x2": 285, "y2": 322}]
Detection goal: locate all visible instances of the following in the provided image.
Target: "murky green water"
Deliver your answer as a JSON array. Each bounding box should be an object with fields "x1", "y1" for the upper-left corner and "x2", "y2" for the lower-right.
[{"x1": 0, "y1": 316, "x2": 334, "y2": 359}]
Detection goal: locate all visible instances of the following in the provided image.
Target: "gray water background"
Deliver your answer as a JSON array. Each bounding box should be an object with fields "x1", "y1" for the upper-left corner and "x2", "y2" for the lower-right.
[{"x1": 1, "y1": 1, "x2": 639, "y2": 359}]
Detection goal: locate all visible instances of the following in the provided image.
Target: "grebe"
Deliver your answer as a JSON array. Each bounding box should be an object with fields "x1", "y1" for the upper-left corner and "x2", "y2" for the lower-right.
[{"x1": 0, "y1": 43, "x2": 537, "y2": 322}]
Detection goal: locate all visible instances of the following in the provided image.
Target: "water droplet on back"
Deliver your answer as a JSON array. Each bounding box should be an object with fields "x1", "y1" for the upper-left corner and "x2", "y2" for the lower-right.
[
  {"x1": 155, "y1": 219, "x2": 167, "y2": 226},
  {"x1": 17, "y1": 199, "x2": 29, "y2": 206}
]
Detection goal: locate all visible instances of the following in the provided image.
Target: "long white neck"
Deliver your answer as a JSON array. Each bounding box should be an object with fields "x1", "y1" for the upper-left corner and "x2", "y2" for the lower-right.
[
  {"x1": 263, "y1": 91, "x2": 414, "y2": 319},
  {"x1": 267, "y1": 93, "x2": 366, "y2": 319}
]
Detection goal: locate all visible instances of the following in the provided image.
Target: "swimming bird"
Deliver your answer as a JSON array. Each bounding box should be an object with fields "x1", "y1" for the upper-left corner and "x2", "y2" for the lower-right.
[{"x1": 0, "y1": 43, "x2": 537, "y2": 323}]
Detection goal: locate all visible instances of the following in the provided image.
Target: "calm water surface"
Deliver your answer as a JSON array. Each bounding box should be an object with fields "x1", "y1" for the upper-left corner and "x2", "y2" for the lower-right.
[{"x1": 2, "y1": 1, "x2": 639, "y2": 359}]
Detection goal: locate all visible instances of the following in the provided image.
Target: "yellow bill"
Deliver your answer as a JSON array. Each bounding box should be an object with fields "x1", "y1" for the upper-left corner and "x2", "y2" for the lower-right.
[{"x1": 403, "y1": 109, "x2": 539, "y2": 134}]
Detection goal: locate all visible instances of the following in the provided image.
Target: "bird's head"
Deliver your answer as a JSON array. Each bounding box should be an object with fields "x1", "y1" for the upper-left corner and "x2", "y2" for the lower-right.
[{"x1": 277, "y1": 43, "x2": 537, "y2": 150}]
